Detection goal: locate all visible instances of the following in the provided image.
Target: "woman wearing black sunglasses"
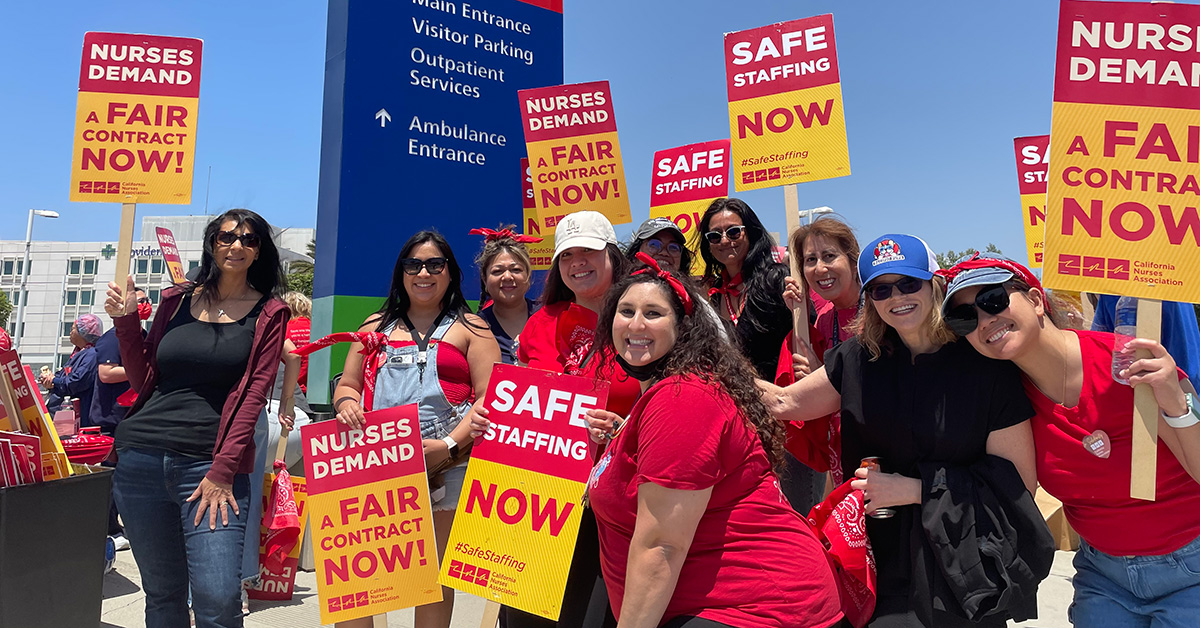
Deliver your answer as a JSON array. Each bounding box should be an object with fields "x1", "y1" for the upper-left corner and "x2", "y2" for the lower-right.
[
  {"x1": 330, "y1": 230, "x2": 498, "y2": 628},
  {"x1": 104, "y1": 209, "x2": 289, "y2": 628},
  {"x1": 943, "y1": 255, "x2": 1200, "y2": 628},
  {"x1": 760, "y1": 234, "x2": 1050, "y2": 627}
]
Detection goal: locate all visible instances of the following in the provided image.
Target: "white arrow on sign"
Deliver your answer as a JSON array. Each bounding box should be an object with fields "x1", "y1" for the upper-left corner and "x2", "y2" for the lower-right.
[{"x1": 375, "y1": 108, "x2": 391, "y2": 128}]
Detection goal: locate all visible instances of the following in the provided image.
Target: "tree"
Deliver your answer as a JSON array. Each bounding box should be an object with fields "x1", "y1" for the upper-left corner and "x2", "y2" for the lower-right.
[
  {"x1": 935, "y1": 243, "x2": 1003, "y2": 270},
  {"x1": 285, "y1": 238, "x2": 315, "y2": 297},
  {"x1": 0, "y1": 291, "x2": 10, "y2": 328}
]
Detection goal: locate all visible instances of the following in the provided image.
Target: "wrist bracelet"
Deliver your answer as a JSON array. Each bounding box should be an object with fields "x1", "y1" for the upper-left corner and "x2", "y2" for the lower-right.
[
  {"x1": 334, "y1": 395, "x2": 359, "y2": 413},
  {"x1": 1163, "y1": 392, "x2": 1199, "y2": 429}
]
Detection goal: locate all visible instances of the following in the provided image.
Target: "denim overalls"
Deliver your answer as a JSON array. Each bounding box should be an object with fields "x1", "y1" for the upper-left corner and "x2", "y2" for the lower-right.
[{"x1": 373, "y1": 312, "x2": 472, "y2": 440}]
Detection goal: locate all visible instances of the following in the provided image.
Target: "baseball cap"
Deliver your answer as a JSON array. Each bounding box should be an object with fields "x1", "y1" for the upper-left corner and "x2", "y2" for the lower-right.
[
  {"x1": 74, "y1": 313, "x2": 103, "y2": 344},
  {"x1": 858, "y1": 234, "x2": 939, "y2": 290},
  {"x1": 633, "y1": 217, "x2": 684, "y2": 243},
  {"x1": 940, "y1": 254, "x2": 1044, "y2": 316},
  {"x1": 554, "y1": 211, "x2": 618, "y2": 260}
]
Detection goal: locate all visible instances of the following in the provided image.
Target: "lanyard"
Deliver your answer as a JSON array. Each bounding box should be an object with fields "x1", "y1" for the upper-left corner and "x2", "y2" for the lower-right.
[{"x1": 400, "y1": 308, "x2": 449, "y2": 378}]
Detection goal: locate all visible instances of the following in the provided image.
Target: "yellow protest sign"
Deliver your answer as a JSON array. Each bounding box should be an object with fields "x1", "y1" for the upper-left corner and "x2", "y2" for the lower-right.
[
  {"x1": 649, "y1": 140, "x2": 731, "y2": 273},
  {"x1": 1014, "y1": 136, "x2": 1049, "y2": 269},
  {"x1": 249, "y1": 475, "x2": 309, "y2": 601},
  {"x1": 522, "y1": 158, "x2": 555, "y2": 270},
  {"x1": 0, "y1": 351, "x2": 71, "y2": 480}
]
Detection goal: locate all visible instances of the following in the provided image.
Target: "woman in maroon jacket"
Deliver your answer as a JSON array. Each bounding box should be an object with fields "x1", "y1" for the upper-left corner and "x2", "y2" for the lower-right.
[{"x1": 105, "y1": 208, "x2": 288, "y2": 628}]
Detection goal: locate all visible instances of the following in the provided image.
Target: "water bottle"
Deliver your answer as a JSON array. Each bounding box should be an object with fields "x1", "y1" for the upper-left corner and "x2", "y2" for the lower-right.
[{"x1": 1111, "y1": 295, "x2": 1137, "y2": 385}]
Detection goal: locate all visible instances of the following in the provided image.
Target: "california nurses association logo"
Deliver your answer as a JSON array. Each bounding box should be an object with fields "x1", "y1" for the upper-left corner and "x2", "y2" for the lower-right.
[{"x1": 872, "y1": 239, "x2": 905, "y2": 266}]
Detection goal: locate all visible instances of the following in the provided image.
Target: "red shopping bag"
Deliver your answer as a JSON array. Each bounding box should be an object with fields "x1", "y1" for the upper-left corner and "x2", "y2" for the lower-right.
[{"x1": 807, "y1": 480, "x2": 877, "y2": 628}]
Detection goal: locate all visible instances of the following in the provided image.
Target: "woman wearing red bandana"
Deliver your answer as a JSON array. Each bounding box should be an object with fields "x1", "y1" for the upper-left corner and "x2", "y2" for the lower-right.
[
  {"x1": 943, "y1": 255, "x2": 1200, "y2": 628},
  {"x1": 581, "y1": 254, "x2": 843, "y2": 628},
  {"x1": 471, "y1": 225, "x2": 540, "y2": 365}
]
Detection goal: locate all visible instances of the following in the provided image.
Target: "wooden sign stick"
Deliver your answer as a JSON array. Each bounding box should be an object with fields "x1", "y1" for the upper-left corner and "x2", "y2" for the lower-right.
[
  {"x1": 783, "y1": 184, "x2": 811, "y2": 354},
  {"x1": 1130, "y1": 298, "x2": 1163, "y2": 501},
  {"x1": 480, "y1": 600, "x2": 501, "y2": 628},
  {"x1": 114, "y1": 200, "x2": 136, "y2": 290}
]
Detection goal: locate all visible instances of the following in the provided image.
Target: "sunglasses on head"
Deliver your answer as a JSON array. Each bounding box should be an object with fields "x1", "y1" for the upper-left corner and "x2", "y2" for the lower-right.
[
  {"x1": 400, "y1": 257, "x2": 447, "y2": 276},
  {"x1": 703, "y1": 225, "x2": 746, "y2": 244},
  {"x1": 644, "y1": 238, "x2": 683, "y2": 256},
  {"x1": 944, "y1": 284, "x2": 1012, "y2": 336},
  {"x1": 215, "y1": 230, "x2": 262, "y2": 248},
  {"x1": 865, "y1": 276, "x2": 924, "y2": 301}
]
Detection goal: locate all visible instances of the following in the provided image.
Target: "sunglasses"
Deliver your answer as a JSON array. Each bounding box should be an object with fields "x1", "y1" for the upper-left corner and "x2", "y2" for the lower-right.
[
  {"x1": 865, "y1": 276, "x2": 924, "y2": 301},
  {"x1": 944, "y1": 284, "x2": 1011, "y2": 336},
  {"x1": 400, "y1": 257, "x2": 447, "y2": 276},
  {"x1": 215, "y1": 230, "x2": 262, "y2": 248},
  {"x1": 703, "y1": 225, "x2": 746, "y2": 244},
  {"x1": 644, "y1": 238, "x2": 683, "y2": 256}
]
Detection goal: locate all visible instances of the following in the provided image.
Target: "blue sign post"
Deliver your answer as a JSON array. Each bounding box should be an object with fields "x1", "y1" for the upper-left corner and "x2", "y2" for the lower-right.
[{"x1": 311, "y1": 0, "x2": 564, "y2": 402}]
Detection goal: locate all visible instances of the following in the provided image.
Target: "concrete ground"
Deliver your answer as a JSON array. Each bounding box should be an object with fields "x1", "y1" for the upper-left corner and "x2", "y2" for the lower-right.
[{"x1": 100, "y1": 549, "x2": 1077, "y2": 628}]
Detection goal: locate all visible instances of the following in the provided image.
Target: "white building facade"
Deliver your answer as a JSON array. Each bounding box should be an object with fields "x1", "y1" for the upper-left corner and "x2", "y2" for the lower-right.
[{"x1": 2, "y1": 215, "x2": 313, "y2": 371}]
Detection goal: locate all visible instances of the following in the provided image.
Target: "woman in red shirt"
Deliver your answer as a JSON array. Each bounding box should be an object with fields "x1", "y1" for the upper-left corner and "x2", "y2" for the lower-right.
[
  {"x1": 942, "y1": 255, "x2": 1200, "y2": 628},
  {"x1": 583, "y1": 253, "x2": 843, "y2": 628},
  {"x1": 282, "y1": 291, "x2": 311, "y2": 393}
]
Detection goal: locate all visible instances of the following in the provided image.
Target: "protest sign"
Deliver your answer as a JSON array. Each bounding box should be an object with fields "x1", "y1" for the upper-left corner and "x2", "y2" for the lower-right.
[
  {"x1": 302, "y1": 405, "x2": 440, "y2": 624},
  {"x1": 155, "y1": 226, "x2": 187, "y2": 284},
  {"x1": 439, "y1": 363, "x2": 608, "y2": 619},
  {"x1": 249, "y1": 475, "x2": 309, "y2": 601},
  {"x1": 519, "y1": 81, "x2": 631, "y2": 226},
  {"x1": 724, "y1": 15, "x2": 849, "y2": 191},
  {"x1": 1044, "y1": 0, "x2": 1200, "y2": 302},
  {"x1": 522, "y1": 158, "x2": 555, "y2": 270},
  {"x1": 1014, "y1": 136, "x2": 1049, "y2": 269},
  {"x1": 649, "y1": 140, "x2": 731, "y2": 271},
  {"x1": 69, "y1": 32, "x2": 202, "y2": 204},
  {"x1": 0, "y1": 351, "x2": 71, "y2": 480}
]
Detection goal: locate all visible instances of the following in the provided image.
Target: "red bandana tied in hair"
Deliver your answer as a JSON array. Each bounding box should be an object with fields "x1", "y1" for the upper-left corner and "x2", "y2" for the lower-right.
[
  {"x1": 469, "y1": 227, "x2": 543, "y2": 244},
  {"x1": 632, "y1": 252, "x2": 693, "y2": 316},
  {"x1": 292, "y1": 332, "x2": 389, "y2": 411},
  {"x1": 935, "y1": 253, "x2": 1052, "y2": 316}
]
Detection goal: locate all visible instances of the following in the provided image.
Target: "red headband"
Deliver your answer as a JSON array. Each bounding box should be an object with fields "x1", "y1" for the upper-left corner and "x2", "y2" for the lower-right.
[
  {"x1": 936, "y1": 253, "x2": 1054, "y2": 315},
  {"x1": 469, "y1": 227, "x2": 543, "y2": 244},
  {"x1": 632, "y1": 252, "x2": 694, "y2": 316}
]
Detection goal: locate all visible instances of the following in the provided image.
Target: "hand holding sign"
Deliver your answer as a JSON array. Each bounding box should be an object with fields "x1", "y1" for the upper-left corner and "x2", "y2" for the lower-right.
[{"x1": 104, "y1": 275, "x2": 137, "y2": 318}]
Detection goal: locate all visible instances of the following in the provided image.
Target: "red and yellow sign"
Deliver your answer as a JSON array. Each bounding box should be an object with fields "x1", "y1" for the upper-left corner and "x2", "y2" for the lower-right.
[
  {"x1": 249, "y1": 475, "x2": 309, "y2": 601},
  {"x1": 301, "y1": 405, "x2": 440, "y2": 624},
  {"x1": 649, "y1": 140, "x2": 731, "y2": 273},
  {"x1": 724, "y1": 15, "x2": 849, "y2": 191},
  {"x1": 69, "y1": 32, "x2": 202, "y2": 204},
  {"x1": 521, "y1": 158, "x2": 555, "y2": 270},
  {"x1": 1014, "y1": 135, "x2": 1050, "y2": 269},
  {"x1": 155, "y1": 226, "x2": 187, "y2": 284},
  {"x1": 0, "y1": 351, "x2": 71, "y2": 480},
  {"x1": 440, "y1": 364, "x2": 608, "y2": 619},
  {"x1": 519, "y1": 81, "x2": 631, "y2": 227},
  {"x1": 1044, "y1": 0, "x2": 1200, "y2": 301}
]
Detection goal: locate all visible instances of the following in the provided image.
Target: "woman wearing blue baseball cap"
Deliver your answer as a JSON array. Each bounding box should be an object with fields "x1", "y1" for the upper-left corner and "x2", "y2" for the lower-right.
[{"x1": 760, "y1": 234, "x2": 1053, "y2": 627}]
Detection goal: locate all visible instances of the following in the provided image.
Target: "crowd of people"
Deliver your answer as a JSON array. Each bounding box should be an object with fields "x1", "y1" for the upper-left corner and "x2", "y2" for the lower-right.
[{"x1": 77, "y1": 202, "x2": 1199, "y2": 628}]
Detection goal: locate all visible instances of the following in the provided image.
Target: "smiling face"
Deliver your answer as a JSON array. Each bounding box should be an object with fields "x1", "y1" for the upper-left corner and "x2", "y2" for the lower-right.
[
  {"x1": 485, "y1": 251, "x2": 530, "y2": 307},
  {"x1": 865, "y1": 274, "x2": 933, "y2": 336},
  {"x1": 613, "y1": 282, "x2": 678, "y2": 367},
  {"x1": 558, "y1": 246, "x2": 614, "y2": 303},
  {"x1": 213, "y1": 219, "x2": 259, "y2": 276},
  {"x1": 403, "y1": 241, "x2": 451, "y2": 308},
  {"x1": 638, "y1": 229, "x2": 684, "y2": 271},
  {"x1": 803, "y1": 234, "x2": 857, "y2": 304},
  {"x1": 950, "y1": 283, "x2": 1043, "y2": 361},
  {"x1": 707, "y1": 210, "x2": 749, "y2": 271}
]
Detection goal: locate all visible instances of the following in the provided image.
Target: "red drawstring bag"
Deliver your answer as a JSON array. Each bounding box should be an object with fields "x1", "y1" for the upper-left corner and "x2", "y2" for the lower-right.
[
  {"x1": 262, "y1": 460, "x2": 301, "y2": 573},
  {"x1": 807, "y1": 480, "x2": 877, "y2": 628}
]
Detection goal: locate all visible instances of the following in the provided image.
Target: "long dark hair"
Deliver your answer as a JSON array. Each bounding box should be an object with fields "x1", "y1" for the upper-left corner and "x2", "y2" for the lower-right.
[
  {"x1": 624, "y1": 232, "x2": 694, "y2": 276},
  {"x1": 374, "y1": 231, "x2": 474, "y2": 334},
  {"x1": 541, "y1": 244, "x2": 627, "y2": 307},
  {"x1": 697, "y1": 197, "x2": 787, "y2": 333},
  {"x1": 590, "y1": 265, "x2": 787, "y2": 471},
  {"x1": 190, "y1": 209, "x2": 283, "y2": 302}
]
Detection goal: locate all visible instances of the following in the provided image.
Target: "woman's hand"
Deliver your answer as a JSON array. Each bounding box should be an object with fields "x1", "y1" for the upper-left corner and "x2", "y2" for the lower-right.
[
  {"x1": 278, "y1": 397, "x2": 296, "y2": 431},
  {"x1": 423, "y1": 439, "x2": 451, "y2": 468},
  {"x1": 187, "y1": 477, "x2": 239, "y2": 530},
  {"x1": 782, "y1": 275, "x2": 805, "y2": 311},
  {"x1": 467, "y1": 401, "x2": 491, "y2": 439},
  {"x1": 791, "y1": 338, "x2": 821, "y2": 380},
  {"x1": 105, "y1": 275, "x2": 137, "y2": 318},
  {"x1": 851, "y1": 467, "x2": 921, "y2": 515},
  {"x1": 585, "y1": 408, "x2": 623, "y2": 444},
  {"x1": 336, "y1": 398, "x2": 366, "y2": 430},
  {"x1": 1123, "y1": 338, "x2": 1189, "y2": 417}
]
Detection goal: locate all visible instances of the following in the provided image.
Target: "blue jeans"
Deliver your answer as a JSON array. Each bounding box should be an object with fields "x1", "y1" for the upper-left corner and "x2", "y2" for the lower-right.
[
  {"x1": 114, "y1": 447, "x2": 250, "y2": 628},
  {"x1": 1070, "y1": 534, "x2": 1200, "y2": 627}
]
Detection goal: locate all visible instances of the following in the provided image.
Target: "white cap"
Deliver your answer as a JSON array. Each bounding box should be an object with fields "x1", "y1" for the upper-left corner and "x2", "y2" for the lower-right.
[{"x1": 553, "y1": 211, "x2": 618, "y2": 260}]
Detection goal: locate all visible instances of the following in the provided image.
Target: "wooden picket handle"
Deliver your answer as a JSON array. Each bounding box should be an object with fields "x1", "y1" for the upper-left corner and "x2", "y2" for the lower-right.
[
  {"x1": 114, "y1": 201, "x2": 136, "y2": 285},
  {"x1": 1130, "y1": 298, "x2": 1163, "y2": 501},
  {"x1": 480, "y1": 600, "x2": 501, "y2": 628},
  {"x1": 783, "y1": 184, "x2": 811, "y2": 354}
]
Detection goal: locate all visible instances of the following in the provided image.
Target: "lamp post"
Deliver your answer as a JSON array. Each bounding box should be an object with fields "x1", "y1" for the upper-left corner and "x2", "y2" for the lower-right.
[
  {"x1": 797, "y1": 206, "x2": 834, "y2": 225},
  {"x1": 13, "y1": 209, "x2": 60, "y2": 351}
]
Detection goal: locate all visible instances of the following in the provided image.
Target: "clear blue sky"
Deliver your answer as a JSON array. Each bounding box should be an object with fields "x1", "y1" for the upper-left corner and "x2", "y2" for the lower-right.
[{"x1": 1, "y1": 0, "x2": 1060, "y2": 259}]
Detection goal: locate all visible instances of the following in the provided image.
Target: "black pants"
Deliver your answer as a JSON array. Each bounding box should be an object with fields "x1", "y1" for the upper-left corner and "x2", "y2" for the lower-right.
[
  {"x1": 500, "y1": 508, "x2": 616, "y2": 628},
  {"x1": 779, "y1": 451, "x2": 825, "y2": 515}
]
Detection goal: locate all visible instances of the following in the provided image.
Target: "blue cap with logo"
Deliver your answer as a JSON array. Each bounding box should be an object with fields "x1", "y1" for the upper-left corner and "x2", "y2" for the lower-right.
[{"x1": 858, "y1": 234, "x2": 940, "y2": 291}]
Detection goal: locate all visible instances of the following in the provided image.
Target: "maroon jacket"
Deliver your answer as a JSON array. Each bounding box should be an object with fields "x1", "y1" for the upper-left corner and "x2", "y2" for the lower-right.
[{"x1": 114, "y1": 286, "x2": 289, "y2": 485}]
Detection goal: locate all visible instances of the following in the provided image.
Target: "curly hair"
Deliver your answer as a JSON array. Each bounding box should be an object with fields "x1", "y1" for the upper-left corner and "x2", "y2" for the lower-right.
[{"x1": 589, "y1": 265, "x2": 788, "y2": 471}]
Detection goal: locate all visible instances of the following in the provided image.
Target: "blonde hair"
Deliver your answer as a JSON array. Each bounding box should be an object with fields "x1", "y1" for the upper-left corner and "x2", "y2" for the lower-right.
[
  {"x1": 850, "y1": 276, "x2": 956, "y2": 360},
  {"x1": 282, "y1": 291, "x2": 312, "y2": 319}
]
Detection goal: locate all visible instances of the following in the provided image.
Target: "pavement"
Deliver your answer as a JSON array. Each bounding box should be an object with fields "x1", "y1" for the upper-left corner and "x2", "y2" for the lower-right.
[{"x1": 100, "y1": 548, "x2": 1078, "y2": 628}]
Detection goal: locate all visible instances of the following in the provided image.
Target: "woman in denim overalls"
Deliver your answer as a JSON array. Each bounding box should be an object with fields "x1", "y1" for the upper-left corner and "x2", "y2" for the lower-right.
[{"x1": 331, "y1": 231, "x2": 500, "y2": 628}]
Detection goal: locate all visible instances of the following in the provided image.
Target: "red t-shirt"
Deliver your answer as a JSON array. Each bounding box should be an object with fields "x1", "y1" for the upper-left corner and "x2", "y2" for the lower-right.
[
  {"x1": 813, "y1": 300, "x2": 858, "y2": 349},
  {"x1": 286, "y1": 317, "x2": 311, "y2": 393},
  {"x1": 588, "y1": 375, "x2": 843, "y2": 628},
  {"x1": 516, "y1": 301, "x2": 640, "y2": 417},
  {"x1": 1027, "y1": 329, "x2": 1200, "y2": 556}
]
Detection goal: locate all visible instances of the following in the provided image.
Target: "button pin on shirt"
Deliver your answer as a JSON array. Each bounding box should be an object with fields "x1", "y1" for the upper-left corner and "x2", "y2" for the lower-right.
[{"x1": 1082, "y1": 429, "x2": 1112, "y2": 459}]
